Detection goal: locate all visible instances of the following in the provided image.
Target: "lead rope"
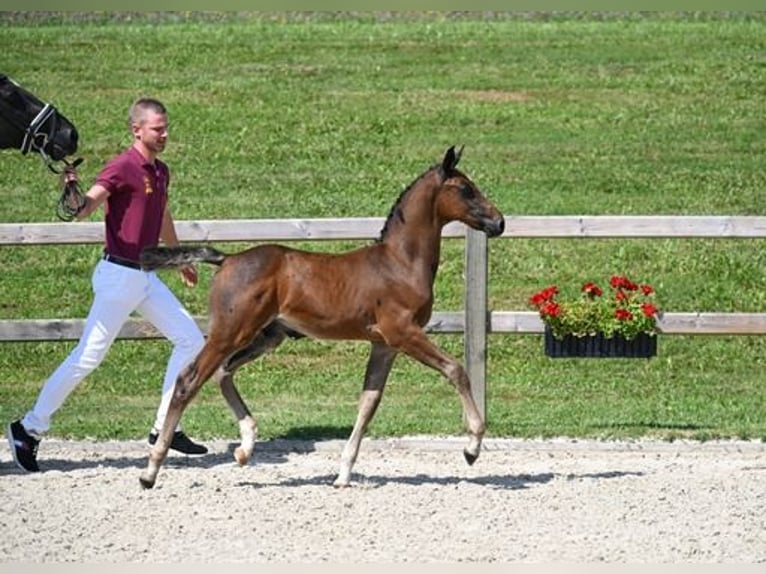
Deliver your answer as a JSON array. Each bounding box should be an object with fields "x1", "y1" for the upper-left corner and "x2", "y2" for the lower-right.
[{"x1": 54, "y1": 156, "x2": 86, "y2": 222}]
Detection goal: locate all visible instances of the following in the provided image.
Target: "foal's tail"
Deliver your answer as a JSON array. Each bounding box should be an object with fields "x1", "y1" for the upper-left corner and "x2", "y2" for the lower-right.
[{"x1": 140, "y1": 246, "x2": 226, "y2": 270}]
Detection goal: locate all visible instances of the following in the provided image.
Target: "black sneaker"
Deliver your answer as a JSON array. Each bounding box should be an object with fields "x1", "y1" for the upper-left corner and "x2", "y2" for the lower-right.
[
  {"x1": 7, "y1": 420, "x2": 40, "y2": 472},
  {"x1": 148, "y1": 430, "x2": 208, "y2": 455}
]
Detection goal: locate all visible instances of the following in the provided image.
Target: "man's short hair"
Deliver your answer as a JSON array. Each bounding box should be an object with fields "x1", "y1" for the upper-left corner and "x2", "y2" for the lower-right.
[{"x1": 128, "y1": 98, "x2": 167, "y2": 127}]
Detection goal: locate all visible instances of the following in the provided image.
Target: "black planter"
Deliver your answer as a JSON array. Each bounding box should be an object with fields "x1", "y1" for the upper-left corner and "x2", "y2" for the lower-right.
[{"x1": 544, "y1": 327, "x2": 657, "y2": 358}]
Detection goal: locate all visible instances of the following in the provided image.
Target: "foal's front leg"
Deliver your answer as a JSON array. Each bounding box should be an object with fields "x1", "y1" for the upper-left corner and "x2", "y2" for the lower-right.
[
  {"x1": 335, "y1": 343, "x2": 397, "y2": 487},
  {"x1": 397, "y1": 329, "x2": 485, "y2": 466}
]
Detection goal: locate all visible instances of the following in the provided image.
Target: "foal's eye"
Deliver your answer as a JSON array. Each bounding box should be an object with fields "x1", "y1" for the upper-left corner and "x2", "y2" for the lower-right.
[{"x1": 459, "y1": 183, "x2": 476, "y2": 199}]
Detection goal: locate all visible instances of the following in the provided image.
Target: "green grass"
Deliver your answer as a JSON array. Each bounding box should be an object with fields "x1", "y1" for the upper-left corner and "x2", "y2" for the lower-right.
[{"x1": 1, "y1": 12, "x2": 765, "y2": 442}]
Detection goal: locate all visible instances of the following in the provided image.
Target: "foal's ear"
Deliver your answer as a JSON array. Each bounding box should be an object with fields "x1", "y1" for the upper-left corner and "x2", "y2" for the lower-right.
[{"x1": 442, "y1": 145, "x2": 464, "y2": 174}]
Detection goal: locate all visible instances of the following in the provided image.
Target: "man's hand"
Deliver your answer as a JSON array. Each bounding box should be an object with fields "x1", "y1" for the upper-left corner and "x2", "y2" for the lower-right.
[
  {"x1": 179, "y1": 264, "x2": 198, "y2": 287},
  {"x1": 56, "y1": 165, "x2": 87, "y2": 221},
  {"x1": 61, "y1": 165, "x2": 79, "y2": 186}
]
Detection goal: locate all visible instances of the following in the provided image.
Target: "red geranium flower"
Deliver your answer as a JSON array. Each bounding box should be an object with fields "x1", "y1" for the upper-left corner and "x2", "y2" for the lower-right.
[
  {"x1": 529, "y1": 285, "x2": 559, "y2": 307},
  {"x1": 540, "y1": 301, "x2": 561, "y2": 317},
  {"x1": 615, "y1": 308, "x2": 633, "y2": 321},
  {"x1": 610, "y1": 275, "x2": 638, "y2": 291},
  {"x1": 581, "y1": 282, "x2": 603, "y2": 297},
  {"x1": 641, "y1": 302, "x2": 658, "y2": 318},
  {"x1": 530, "y1": 273, "x2": 660, "y2": 340}
]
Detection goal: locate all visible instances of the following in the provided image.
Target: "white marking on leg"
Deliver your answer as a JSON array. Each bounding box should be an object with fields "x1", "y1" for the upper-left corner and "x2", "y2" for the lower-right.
[{"x1": 234, "y1": 416, "x2": 257, "y2": 466}]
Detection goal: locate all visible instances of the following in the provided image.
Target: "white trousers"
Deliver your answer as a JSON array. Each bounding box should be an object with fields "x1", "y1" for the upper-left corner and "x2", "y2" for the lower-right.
[{"x1": 22, "y1": 259, "x2": 205, "y2": 437}]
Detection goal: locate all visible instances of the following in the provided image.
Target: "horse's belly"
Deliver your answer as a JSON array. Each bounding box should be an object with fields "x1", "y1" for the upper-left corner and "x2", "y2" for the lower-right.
[{"x1": 277, "y1": 314, "x2": 379, "y2": 342}]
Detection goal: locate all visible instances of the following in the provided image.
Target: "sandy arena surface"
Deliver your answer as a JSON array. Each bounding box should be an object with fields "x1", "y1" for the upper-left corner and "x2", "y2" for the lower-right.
[{"x1": 1, "y1": 436, "x2": 764, "y2": 562}]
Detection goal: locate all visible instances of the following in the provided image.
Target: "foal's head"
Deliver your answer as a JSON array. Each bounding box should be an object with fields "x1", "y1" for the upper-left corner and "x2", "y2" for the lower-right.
[
  {"x1": 434, "y1": 146, "x2": 505, "y2": 237},
  {"x1": 379, "y1": 146, "x2": 505, "y2": 242}
]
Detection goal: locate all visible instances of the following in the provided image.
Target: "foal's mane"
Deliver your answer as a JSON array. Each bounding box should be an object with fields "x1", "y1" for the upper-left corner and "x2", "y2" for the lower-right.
[{"x1": 376, "y1": 162, "x2": 442, "y2": 243}]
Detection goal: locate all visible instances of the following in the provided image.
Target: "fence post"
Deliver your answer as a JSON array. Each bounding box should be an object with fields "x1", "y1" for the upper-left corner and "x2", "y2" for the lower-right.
[{"x1": 464, "y1": 227, "x2": 488, "y2": 422}]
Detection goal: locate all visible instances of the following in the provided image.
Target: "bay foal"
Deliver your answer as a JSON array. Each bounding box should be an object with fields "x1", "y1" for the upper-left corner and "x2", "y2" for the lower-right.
[{"x1": 139, "y1": 146, "x2": 504, "y2": 489}]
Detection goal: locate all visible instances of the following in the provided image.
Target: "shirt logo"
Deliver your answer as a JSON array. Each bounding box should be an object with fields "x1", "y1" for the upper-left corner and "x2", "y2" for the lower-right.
[{"x1": 143, "y1": 175, "x2": 153, "y2": 195}]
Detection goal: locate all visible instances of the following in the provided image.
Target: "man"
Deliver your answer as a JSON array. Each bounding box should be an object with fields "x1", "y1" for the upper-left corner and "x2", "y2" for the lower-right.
[{"x1": 7, "y1": 97, "x2": 207, "y2": 472}]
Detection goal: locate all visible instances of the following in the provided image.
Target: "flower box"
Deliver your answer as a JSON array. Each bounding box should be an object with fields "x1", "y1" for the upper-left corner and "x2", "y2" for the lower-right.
[
  {"x1": 544, "y1": 327, "x2": 657, "y2": 359},
  {"x1": 530, "y1": 274, "x2": 661, "y2": 358}
]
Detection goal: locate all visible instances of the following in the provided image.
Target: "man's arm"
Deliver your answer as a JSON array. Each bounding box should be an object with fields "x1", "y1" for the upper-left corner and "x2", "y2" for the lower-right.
[
  {"x1": 159, "y1": 207, "x2": 181, "y2": 246},
  {"x1": 74, "y1": 184, "x2": 110, "y2": 220},
  {"x1": 160, "y1": 208, "x2": 198, "y2": 287},
  {"x1": 61, "y1": 167, "x2": 109, "y2": 221}
]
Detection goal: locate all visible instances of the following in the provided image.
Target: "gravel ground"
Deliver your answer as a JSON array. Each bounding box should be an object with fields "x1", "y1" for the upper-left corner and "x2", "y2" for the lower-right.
[{"x1": 2, "y1": 436, "x2": 765, "y2": 562}]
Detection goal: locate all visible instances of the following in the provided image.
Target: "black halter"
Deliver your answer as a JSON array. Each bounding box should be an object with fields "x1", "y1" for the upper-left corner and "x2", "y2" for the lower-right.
[{"x1": 21, "y1": 102, "x2": 56, "y2": 156}]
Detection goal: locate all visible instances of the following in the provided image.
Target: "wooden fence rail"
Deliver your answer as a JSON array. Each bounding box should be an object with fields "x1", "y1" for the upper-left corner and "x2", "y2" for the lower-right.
[
  {"x1": 3, "y1": 311, "x2": 766, "y2": 342},
  {"x1": 3, "y1": 215, "x2": 766, "y2": 245},
  {"x1": 3, "y1": 215, "x2": 766, "y2": 418}
]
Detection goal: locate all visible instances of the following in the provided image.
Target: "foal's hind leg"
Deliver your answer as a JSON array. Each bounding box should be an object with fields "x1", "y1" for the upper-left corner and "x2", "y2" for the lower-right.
[
  {"x1": 213, "y1": 322, "x2": 288, "y2": 466},
  {"x1": 334, "y1": 342, "x2": 397, "y2": 487},
  {"x1": 140, "y1": 340, "x2": 233, "y2": 489}
]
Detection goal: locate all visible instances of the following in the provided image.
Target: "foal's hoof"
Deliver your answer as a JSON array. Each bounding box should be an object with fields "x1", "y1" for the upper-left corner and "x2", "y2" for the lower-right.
[
  {"x1": 233, "y1": 447, "x2": 249, "y2": 466},
  {"x1": 139, "y1": 475, "x2": 156, "y2": 490},
  {"x1": 332, "y1": 475, "x2": 352, "y2": 488},
  {"x1": 463, "y1": 449, "x2": 478, "y2": 466}
]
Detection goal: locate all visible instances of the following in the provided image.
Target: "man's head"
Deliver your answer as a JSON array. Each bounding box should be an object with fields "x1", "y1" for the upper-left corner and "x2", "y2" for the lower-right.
[{"x1": 129, "y1": 97, "x2": 168, "y2": 156}]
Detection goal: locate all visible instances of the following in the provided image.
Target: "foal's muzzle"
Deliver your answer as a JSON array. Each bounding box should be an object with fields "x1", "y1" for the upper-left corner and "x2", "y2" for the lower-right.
[{"x1": 484, "y1": 216, "x2": 505, "y2": 237}]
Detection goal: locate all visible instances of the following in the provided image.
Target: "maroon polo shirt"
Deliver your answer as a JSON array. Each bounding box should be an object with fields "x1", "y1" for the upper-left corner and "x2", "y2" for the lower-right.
[{"x1": 95, "y1": 146, "x2": 169, "y2": 262}]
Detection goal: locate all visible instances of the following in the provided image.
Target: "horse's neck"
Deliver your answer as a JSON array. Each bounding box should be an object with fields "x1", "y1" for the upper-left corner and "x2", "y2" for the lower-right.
[{"x1": 382, "y1": 184, "x2": 444, "y2": 281}]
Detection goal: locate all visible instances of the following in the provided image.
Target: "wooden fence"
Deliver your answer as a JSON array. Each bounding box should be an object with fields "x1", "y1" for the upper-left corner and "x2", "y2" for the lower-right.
[{"x1": 3, "y1": 215, "x2": 766, "y2": 417}]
